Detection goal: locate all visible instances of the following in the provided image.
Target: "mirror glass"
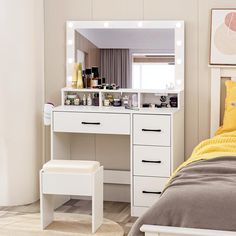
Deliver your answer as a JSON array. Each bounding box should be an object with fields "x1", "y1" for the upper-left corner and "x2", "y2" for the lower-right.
[{"x1": 66, "y1": 21, "x2": 184, "y2": 90}]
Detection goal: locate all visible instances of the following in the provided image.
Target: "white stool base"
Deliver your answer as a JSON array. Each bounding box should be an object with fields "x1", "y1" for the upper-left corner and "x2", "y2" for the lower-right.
[{"x1": 40, "y1": 166, "x2": 103, "y2": 233}]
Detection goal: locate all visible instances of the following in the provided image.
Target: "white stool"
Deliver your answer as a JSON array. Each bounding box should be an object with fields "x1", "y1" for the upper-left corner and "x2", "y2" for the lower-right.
[{"x1": 40, "y1": 160, "x2": 103, "y2": 233}]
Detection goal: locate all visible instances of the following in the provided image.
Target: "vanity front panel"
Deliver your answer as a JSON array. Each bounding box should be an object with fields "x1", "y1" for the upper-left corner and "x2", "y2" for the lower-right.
[
  {"x1": 133, "y1": 145, "x2": 171, "y2": 177},
  {"x1": 134, "y1": 176, "x2": 168, "y2": 207},
  {"x1": 133, "y1": 114, "x2": 171, "y2": 146},
  {"x1": 53, "y1": 112, "x2": 130, "y2": 135}
]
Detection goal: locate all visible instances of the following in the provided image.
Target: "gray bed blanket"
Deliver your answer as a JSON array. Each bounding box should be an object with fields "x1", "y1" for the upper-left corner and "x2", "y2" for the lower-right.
[{"x1": 129, "y1": 156, "x2": 236, "y2": 236}]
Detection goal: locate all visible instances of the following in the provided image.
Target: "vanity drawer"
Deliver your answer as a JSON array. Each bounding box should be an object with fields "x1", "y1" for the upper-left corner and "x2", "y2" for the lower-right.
[
  {"x1": 133, "y1": 114, "x2": 171, "y2": 146},
  {"x1": 134, "y1": 176, "x2": 168, "y2": 207},
  {"x1": 53, "y1": 112, "x2": 130, "y2": 135},
  {"x1": 133, "y1": 146, "x2": 171, "y2": 177}
]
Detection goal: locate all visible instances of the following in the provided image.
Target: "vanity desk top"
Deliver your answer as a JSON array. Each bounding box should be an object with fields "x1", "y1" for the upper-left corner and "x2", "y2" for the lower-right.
[{"x1": 53, "y1": 105, "x2": 181, "y2": 115}]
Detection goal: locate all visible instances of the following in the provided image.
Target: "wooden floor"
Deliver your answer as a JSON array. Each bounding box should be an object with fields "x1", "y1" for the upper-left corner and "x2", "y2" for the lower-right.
[{"x1": 0, "y1": 200, "x2": 137, "y2": 236}]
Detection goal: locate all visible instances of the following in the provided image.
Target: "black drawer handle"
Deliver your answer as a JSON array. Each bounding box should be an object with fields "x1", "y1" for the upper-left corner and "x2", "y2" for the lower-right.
[
  {"x1": 142, "y1": 160, "x2": 161, "y2": 164},
  {"x1": 81, "y1": 122, "x2": 101, "y2": 125},
  {"x1": 142, "y1": 191, "x2": 162, "y2": 195},
  {"x1": 142, "y1": 129, "x2": 161, "y2": 132}
]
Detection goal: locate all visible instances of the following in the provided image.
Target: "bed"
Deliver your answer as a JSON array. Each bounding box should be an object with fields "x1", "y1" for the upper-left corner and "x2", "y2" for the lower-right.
[{"x1": 129, "y1": 68, "x2": 236, "y2": 236}]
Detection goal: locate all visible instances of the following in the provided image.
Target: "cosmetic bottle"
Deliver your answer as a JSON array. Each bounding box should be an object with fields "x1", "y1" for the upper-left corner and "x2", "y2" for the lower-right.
[
  {"x1": 82, "y1": 70, "x2": 86, "y2": 88},
  {"x1": 93, "y1": 93, "x2": 99, "y2": 106},
  {"x1": 82, "y1": 94, "x2": 87, "y2": 105},
  {"x1": 91, "y1": 67, "x2": 99, "y2": 88},
  {"x1": 74, "y1": 98, "x2": 80, "y2": 106},
  {"x1": 77, "y1": 63, "x2": 83, "y2": 89},
  {"x1": 87, "y1": 94, "x2": 92, "y2": 106},
  {"x1": 85, "y1": 69, "x2": 92, "y2": 88},
  {"x1": 102, "y1": 77, "x2": 106, "y2": 89},
  {"x1": 132, "y1": 94, "x2": 138, "y2": 107}
]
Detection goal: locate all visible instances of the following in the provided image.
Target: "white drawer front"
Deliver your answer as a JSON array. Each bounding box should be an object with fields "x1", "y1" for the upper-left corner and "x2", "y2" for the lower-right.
[
  {"x1": 134, "y1": 146, "x2": 171, "y2": 177},
  {"x1": 53, "y1": 112, "x2": 130, "y2": 135},
  {"x1": 133, "y1": 114, "x2": 171, "y2": 146},
  {"x1": 134, "y1": 176, "x2": 168, "y2": 207}
]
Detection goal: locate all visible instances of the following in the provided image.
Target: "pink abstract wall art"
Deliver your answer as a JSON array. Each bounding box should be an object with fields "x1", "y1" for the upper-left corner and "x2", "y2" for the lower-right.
[{"x1": 210, "y1": 9, "x2": 236, "y2": 65}]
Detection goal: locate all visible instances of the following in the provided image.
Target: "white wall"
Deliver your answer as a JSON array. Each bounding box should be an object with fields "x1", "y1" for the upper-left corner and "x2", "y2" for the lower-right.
[
  {"x1": 44, "y1": 0, "x2": 236, "y2": 160},
  {"x1": 0, "y1": 0, "x2": 44, "y2": 205}
]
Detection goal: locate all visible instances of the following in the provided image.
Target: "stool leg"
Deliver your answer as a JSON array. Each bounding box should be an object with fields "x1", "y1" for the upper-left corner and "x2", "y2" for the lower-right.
[
  {"x1": 40, "y1": 170, "x2": 54, "y2": 230},
  {"x1": 92, "y1": 167, "x2": 103, "y2": 233}
]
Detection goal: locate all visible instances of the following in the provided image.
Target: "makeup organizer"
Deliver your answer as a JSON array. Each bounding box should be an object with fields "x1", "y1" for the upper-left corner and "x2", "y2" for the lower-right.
[{"x1": 61, "y1": 88, "x2": 183, "y2": 110}]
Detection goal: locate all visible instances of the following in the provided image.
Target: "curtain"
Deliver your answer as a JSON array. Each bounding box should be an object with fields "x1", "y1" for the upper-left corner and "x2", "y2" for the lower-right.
[{"x1": 100, "y1": 49, "x2": 130, "y2": 88}]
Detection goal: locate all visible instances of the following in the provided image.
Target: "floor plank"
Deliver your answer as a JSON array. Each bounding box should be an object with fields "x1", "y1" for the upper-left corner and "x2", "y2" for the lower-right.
[{"x1": 0, "y1": 200, "x2": 137, "y2": 236}]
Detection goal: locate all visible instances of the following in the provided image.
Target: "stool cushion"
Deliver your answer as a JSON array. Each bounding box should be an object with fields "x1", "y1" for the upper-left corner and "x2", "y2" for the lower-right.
[{"x1": 42, "y1": 160, "x2": 100, "y2": 173}]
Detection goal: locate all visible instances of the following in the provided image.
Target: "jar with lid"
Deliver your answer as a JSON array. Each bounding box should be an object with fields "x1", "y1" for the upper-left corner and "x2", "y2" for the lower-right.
[
  {"x1": 113, "y1": 98, "x2": 121, "y2": 107},
  {"x1": 104, "y1": 99, "x2": 110, "y2": 107},
  {"x1": 122, "y1": 95, "x2": 129, "y2": 107},
  {"x1": 67, "y1": 94, "x2": 77, "y2": 105},
  {"x1": 74, "y1": 98, "x2": 80, "y2": 106},
  {"x1": 93, "y1": 93, "x2": 99, "y2": 106},
  {"x1": 106, "y1": 94, "x2": 114, "y2": 106}
]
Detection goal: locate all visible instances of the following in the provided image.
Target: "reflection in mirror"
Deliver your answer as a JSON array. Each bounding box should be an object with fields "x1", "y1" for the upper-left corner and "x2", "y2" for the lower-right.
[{"x1": 66, "y1": 21, "x2": 184, "y2": 90}]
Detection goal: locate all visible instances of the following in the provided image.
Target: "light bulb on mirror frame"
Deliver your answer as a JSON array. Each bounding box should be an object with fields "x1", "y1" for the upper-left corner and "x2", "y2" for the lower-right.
[
  {"x1": 68, "y1": 22, "x2": 74, "y2": 28},
  {"x1": 137, "y1": 21, "x2": 143, "y2": 27},
  {"x1": 67, "y1": 40, "x2": 73, "y2": 45},
  {"x1": 176, "y1": 80, "x2": 182, "y2": 85},
  {"x1": 175, "y1": 22, "x2": 182, "y2": 28},
  {"x1": 176, "y1": 59, "x2": 182, "y2": 65},
  {"x1": 68, "y1": 58, "x2": 74, "y2": 64},
  {"x1": 104, "y1": 22, "x2": 109, "y2": 28},
  {"x1": 176, "y1": 40, "x2": 182, "y2": 46}
]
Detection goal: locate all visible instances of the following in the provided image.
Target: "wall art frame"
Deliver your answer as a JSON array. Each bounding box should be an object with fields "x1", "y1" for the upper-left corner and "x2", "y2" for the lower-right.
[{"x1": 210, "y1": 8, "x2": 236, "y2": 66}]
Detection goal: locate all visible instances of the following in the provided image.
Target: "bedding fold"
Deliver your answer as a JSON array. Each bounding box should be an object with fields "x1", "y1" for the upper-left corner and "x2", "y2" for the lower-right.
[{"x1": 169, "y1": 130, "x2": 236, "y2": 184}]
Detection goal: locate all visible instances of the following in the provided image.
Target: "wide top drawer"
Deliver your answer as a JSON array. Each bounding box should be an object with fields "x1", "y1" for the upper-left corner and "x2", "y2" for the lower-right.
[
  {"x1": 133, "y1": 114, "x2": 171, "y2": 146},
  {"x1": 53, "y1": 112, "x2": 130, "y2": 135}
]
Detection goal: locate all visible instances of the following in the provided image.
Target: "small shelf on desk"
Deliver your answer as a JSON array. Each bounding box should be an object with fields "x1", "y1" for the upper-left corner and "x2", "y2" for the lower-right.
[{"x1": 61, "y1": 87, "x2": 184, "y2": 110}]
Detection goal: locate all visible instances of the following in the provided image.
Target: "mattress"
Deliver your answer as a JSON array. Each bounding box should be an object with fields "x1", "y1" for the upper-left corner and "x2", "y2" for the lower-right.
[{"x1": 129, "y1": 156, "x2": 236, "y2": 236}]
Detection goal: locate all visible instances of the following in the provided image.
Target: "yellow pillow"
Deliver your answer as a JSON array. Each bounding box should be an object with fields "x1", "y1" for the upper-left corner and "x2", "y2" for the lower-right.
[{"x1": 215, "y1": 80, "x2": 236, "y2": 135}]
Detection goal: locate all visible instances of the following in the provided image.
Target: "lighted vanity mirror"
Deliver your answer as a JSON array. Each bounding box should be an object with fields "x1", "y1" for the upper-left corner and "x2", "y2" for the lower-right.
[{"x1": 66, "y1": 21, "x2": 184, "y2": 90}]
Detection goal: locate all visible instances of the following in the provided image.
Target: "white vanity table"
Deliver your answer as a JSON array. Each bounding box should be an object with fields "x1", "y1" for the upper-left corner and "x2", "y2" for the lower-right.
[
  {"x1": 51, "y1": 20, "x2": 185, "y2": 217},
  {"x1": 51, "y1": 88, "x2": 184, "y2": 217}
]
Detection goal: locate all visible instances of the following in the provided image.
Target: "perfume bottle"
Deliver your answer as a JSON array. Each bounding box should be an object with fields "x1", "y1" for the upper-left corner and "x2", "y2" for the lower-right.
[
  {"x1": 87, "y1": 94, "x2": 92, "y2": 106},
  {"x1": 82, "y1": 94, "x2": 87, "y2": 105},
  {"x1": 91, "y1": 67, "x2": 99, "y2": 88},
  {"x1": 85, "y1": 69, "x2": 92, "y2": 88},
  {"x1": 77, "y1": 63, "x2": 83, "y2": 89}
]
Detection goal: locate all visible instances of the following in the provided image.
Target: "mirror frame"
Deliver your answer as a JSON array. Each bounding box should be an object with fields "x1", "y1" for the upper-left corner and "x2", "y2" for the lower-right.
[{"x1": 66, "y1": 20, "x2": 184, "y2": 90}]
